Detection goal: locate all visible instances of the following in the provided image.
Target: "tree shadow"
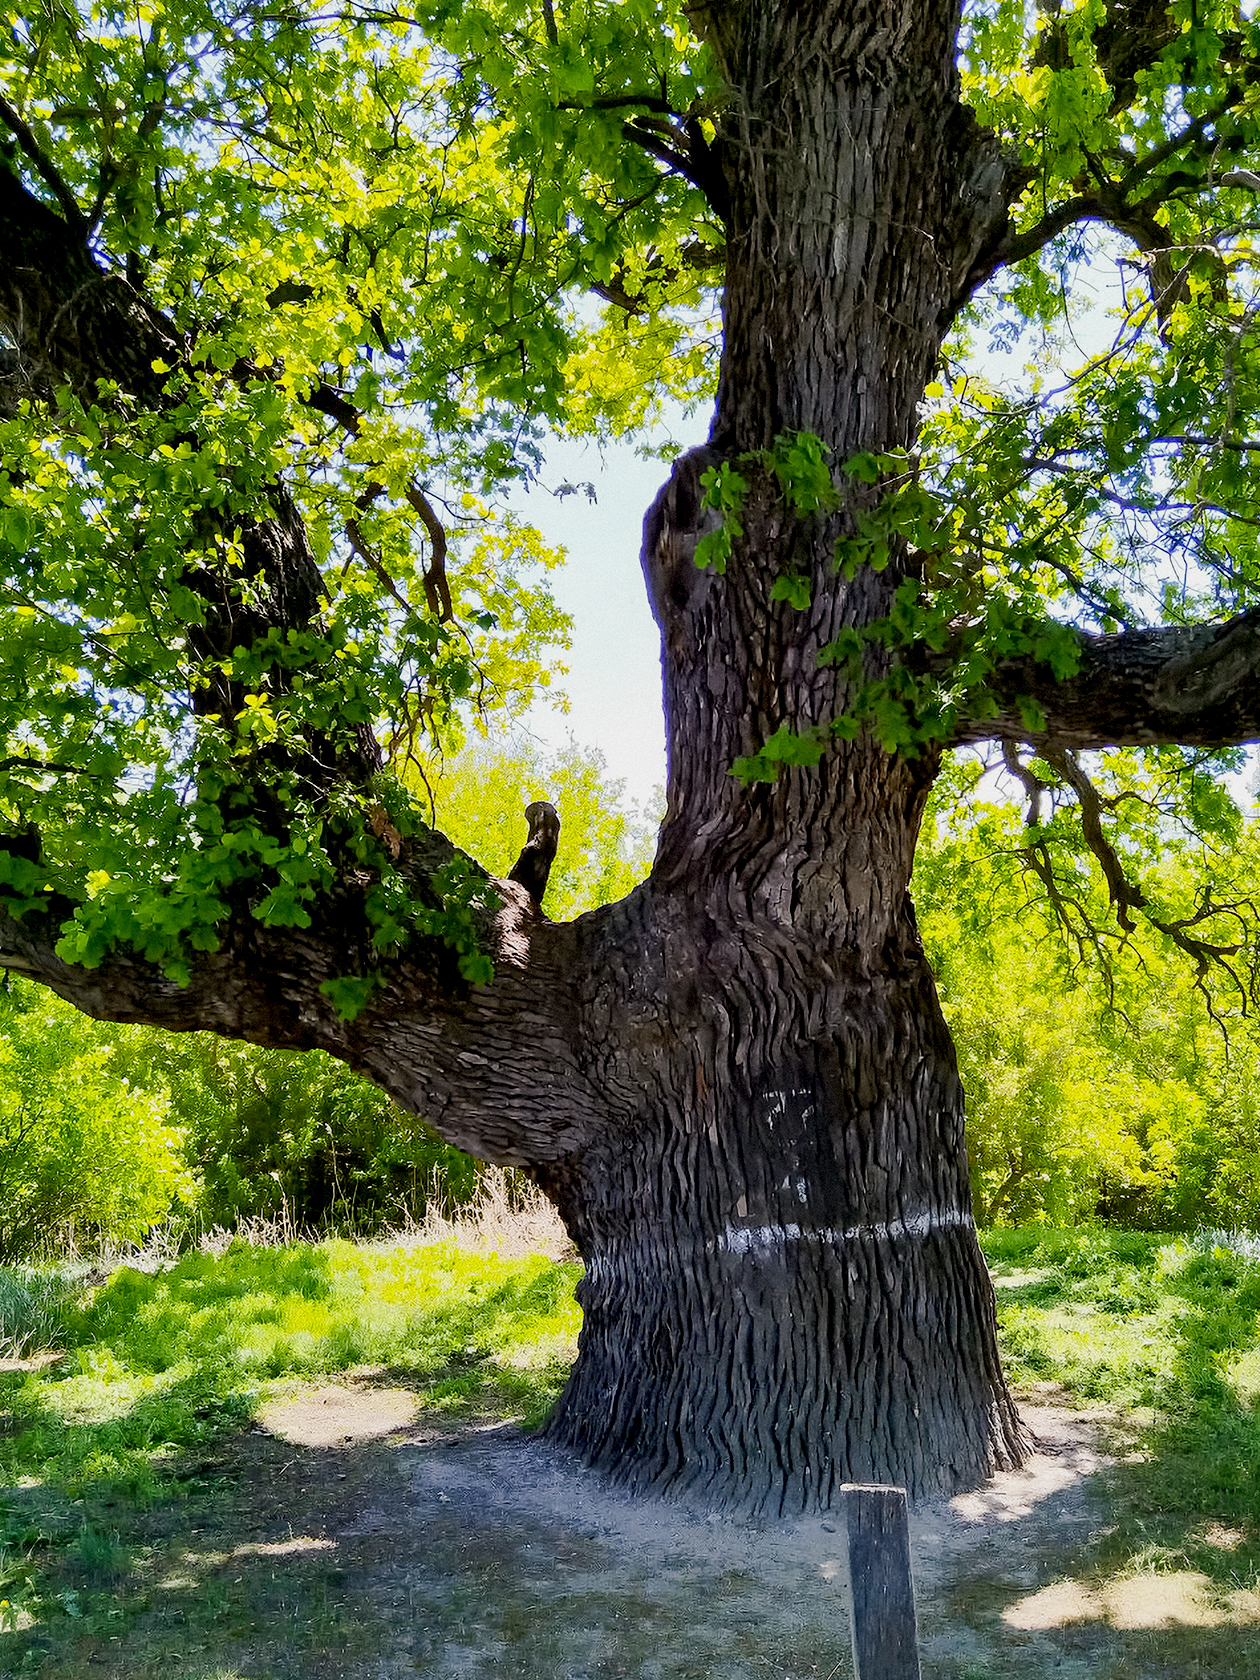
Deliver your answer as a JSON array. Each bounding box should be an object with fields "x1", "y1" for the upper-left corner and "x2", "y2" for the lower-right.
[{"x1": 0, "y1": 1409, "x2": 860, "y2": 1680}]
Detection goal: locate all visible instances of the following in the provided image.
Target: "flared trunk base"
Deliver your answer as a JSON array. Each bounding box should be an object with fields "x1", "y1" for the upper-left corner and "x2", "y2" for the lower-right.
[{"x1": 543, "y1": 1215, "x2": 1029, "y2": 1514}]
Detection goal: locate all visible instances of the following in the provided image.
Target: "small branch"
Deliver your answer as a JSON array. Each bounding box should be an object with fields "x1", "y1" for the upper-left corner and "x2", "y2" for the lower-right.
[
  {"x1": 1117, "y1": 101, "x2": 1237, "y2": 198},
  {"x1": 403, "y1": 484, "x2": 453, "y2": 623},
  {"x1": 985, "y1": 92, "x2": 1247, "y2": 288},
  {"x1": 301, "y1": 385, "x2": 453, "y2": 622},
  {"x1": 557, "y1": 95, "x2": 679, "y2": 115},
  {"x1": 0, "y1": 756, "x2": 103, "y2": 779},
  {"x1": 346, "y1": 484, "x2": 413, "y2": 615},
  {"x1": 1001, "y1": 738, "x2": 1050, "y2": 829},
  {"x1": 1041, "y1": 745, "x2": 1146, "y2": 932},
  {"x1": 1005, "y1": 742, "x2": 1256, "y2": 1026}
]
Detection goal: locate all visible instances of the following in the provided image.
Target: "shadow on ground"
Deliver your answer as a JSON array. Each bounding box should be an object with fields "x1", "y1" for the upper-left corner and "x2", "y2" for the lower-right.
[{"x1": 3, "y1": 1381, "x2": 1260, "y2": 1679}]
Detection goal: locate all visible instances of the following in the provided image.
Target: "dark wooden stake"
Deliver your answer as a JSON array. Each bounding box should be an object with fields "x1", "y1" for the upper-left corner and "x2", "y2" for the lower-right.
[{"x1": 840, "y1": 1483, "x2": 922, "y2": 1680}]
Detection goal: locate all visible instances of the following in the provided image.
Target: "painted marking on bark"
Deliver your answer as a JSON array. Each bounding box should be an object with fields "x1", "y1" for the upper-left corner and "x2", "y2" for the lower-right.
[
  {"x1": 761, "y1": 1087, "x2": 814, "y2": 1123},
  {"x1": 716, "y1": 1207, "x2": 972, "y2": 1256}
]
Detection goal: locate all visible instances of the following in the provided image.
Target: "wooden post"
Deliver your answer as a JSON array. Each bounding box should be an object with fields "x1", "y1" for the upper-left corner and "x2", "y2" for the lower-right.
[{"x1": 840, "y1": 1483, "x2": 922, "y2": 1680}]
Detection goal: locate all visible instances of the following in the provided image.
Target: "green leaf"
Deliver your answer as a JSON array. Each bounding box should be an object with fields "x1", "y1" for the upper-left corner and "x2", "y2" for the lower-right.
[
  {"x1": 769, "y1": 574, "x2": 812, "y2": 609},
  {"x1": 320, "y1": 974, "x2": 380, "y2": 1021},
  {"x1": 841, "y1": 452, "x2": 883, "y2": 484},
  {"x1": 1, "y1": 509, "x2": 32, "y2": 551},
  {"x1": 1016, "y1": 696, "x2": 1047, "y2": 733}
]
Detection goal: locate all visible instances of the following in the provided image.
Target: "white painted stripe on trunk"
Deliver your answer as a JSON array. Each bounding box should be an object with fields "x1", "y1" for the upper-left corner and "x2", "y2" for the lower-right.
[{"x1": 716, "y1": 1208, "x2": 972, "y2": 1255}]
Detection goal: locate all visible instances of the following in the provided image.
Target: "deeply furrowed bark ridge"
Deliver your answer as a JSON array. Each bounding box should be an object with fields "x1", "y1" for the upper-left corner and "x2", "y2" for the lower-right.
[{"x1": 535, "y1": 882, "x2": 1027, "y2": 1512}]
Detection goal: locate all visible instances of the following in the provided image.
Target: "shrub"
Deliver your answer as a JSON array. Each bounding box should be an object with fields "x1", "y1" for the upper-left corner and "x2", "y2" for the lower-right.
[
  {"x1": 0, "y1": 985, "x2": 191, "y2": 1259},
  {"x1": 113, "y1": 1032, "x2": 482, "y2": 1234}
]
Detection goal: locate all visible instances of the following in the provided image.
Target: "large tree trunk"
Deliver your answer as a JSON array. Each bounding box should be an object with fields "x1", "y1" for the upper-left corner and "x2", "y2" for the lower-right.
[
  {"x1": 539, "y1": 863, "x2": 1026, "y2": 1510},
  {"x1": 532, "y1": 470, "x2": 1028, "y2": 1506},
  {"x1": 520, "y1": 2, "x2": 1029, "y2": 1508}
]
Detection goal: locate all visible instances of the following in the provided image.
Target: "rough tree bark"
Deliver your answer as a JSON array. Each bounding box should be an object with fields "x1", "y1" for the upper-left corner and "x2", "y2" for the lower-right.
[
  {"x1": 534, "y1": 0, "x2": 1034, "y2": 1504},
  {"x1": 5, "y1": 0, "x2": 1260, "y2": 1511}
]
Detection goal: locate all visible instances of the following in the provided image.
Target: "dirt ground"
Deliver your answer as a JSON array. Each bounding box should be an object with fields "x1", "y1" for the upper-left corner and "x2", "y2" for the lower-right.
[{"x1": 10, "y1": 1377, "x2": 1260, "y2": 1680}]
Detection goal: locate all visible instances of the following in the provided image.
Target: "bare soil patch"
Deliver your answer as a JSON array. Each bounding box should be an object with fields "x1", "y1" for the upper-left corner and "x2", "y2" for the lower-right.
[{"x1": 8, "y1": 1380, "x2": 1260, "y2": 1679}]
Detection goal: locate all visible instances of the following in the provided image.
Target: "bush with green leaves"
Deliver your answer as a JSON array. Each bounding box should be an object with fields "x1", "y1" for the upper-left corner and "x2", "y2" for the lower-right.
[
  {"x1": 915, "y1": 753, "x2": 1260, "y2": 1229},
  {"x1": 115, "y1": 1031, "x2": 479, "y2": 1234},
  {"x1": 0, "y1": 985, "x2": 190, "y2": 1260}
]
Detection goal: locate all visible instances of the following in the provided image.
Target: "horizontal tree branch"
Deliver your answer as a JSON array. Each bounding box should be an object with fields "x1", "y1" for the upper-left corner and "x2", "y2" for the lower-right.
[
  {"x1": 950, "y1": 607, "x2": 1260, "y2": 751},
  {"x1": 0, "y1": 836, "x2": 599, "y2": 1165},
  {"x1": 970, "y1": 88, "x2": 1253, "y2": 296}
]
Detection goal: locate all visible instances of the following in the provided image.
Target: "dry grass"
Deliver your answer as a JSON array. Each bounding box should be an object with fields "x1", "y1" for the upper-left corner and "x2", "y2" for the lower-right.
[
  {"x1": 392, "y1": 1167, "x2": 576, "y2": 1262},
  {"x1": 76, "y1": 1166, "x2": 576, "y2": 1272}
]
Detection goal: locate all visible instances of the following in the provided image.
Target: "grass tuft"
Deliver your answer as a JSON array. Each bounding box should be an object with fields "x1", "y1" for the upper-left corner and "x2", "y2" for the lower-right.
[
  {"x1": 71, "y1": 1524, "x2": 130, "y2": 1581},
  {"x1": 0, "y1": 1265, "x2": 82, "y2": 1360}
]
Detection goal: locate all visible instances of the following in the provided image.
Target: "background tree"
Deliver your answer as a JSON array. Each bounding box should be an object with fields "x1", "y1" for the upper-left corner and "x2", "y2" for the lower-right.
[
  {"x1": 914, "y1": 754, "x2": 1260, "y2": 1230},
  {"x1": 0, "y1": 980, "x2": 189, "y2": 1259},
  {"x1": 5, "y1": 0, "x2": 1260, "y2": 1510}
]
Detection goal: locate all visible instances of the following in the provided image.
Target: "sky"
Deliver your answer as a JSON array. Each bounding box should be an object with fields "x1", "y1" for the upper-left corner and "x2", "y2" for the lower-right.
[{"x1": 507, "y1": 429, "x2": 682, "y2": 811}]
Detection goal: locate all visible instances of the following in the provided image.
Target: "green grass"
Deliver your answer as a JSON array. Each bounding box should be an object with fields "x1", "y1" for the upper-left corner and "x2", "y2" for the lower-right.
[
  {"x1": 0, "y1": 1265, "x2": 82, "y2": 1360},
  {"x1": 0, "y1": 1235, "x2": 583, "y2": 1677},
  {"x1": 0, "y1": 1237, "x2": 581, "y2": 1508},
  {"x1": 6, "y1": 1224, "x2": 1260, "y2": 1678},
  {"x1": 8, "y1": 1224, "x2": 1260, "y2": 1530},
  {"x1": 982, "y1": 1224, "x2": 1260, "y2": 1616}
]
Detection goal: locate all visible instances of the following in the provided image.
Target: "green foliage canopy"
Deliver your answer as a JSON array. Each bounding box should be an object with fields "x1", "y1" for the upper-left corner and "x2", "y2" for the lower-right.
[
  {"x1": 0, "y1": 0, "x2": 713, "y2": 990},
  {"x1": 3, "y1": 0, "x2": 1260, "y2": 1018}
]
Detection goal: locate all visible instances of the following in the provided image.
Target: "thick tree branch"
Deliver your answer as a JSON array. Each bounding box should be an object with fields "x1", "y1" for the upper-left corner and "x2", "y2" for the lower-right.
[
  {"x1": 0, "y1": 164, "x2": 182, "y2": 408},
  {"x1": 623, "y1": 113, "x2": 732, "y2": 225},
  {"x1": 951, "y1": 607, "x2": 1260, "y2": 751},
  {"x1": 508, "y1": 800, "x2": 560, "y2": 905},
  {"x1": 588, "y1": 239, "x2": 726, "y2": 317},
  {"x1": 0, "y1": 825, "x2": 599, "y2": 1164},
  {"x1": 965, "y1": 86, "x2": 1254, "y2": 300},
  {"x1": 0, "y1": 96, "x2": 85, "y2": 228}
]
